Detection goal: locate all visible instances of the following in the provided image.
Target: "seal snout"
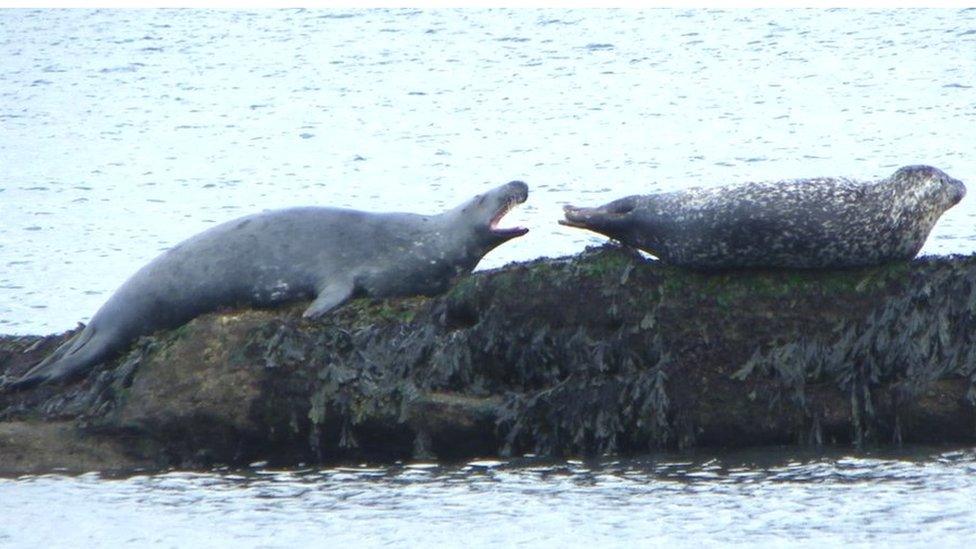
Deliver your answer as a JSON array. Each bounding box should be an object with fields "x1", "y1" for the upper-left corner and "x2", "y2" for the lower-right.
[
  {"x1": 505, "y1": 180, "x2": 529, "y2": 203},
  {"x1": 559, "y1": 196, "x2": 637, "y2": 230},
  {"x1": 559, "y1": 205, "x2": 594, "y2": 229},
  {"x1": 949, "y1": 178, "x2": 967, "y2": 206}
]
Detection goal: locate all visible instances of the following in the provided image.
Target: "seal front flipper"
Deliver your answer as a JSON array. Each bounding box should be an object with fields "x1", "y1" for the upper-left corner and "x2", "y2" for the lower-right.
[{"x1": 303, "y1": 279, "x2": 356, "y2": 320}]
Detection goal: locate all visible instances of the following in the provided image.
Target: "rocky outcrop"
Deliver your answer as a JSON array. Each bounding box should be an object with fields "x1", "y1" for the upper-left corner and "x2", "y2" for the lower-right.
[{"x1": 2, "y1": 245, "x2": 975, "y2": 473}]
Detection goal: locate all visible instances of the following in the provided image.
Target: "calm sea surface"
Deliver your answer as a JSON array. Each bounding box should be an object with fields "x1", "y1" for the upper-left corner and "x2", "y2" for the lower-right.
[
  {"x1": 2, "y1": 9, "x2": 976, "y2": 547},
  {"x1": 2, "y1": 8, "x2": 975, "y2": 334},
  {"x1": 3, "y1": 448, "x2": 976, "y2": 547}
]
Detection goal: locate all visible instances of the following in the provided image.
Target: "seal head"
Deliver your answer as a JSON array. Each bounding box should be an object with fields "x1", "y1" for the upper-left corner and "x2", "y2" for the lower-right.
[
  {"x1": 452, "y1": 180, "x2": 530, "y2": 251},
  {"x1": 888, "y1": 164, "x2": 965, "y2": 210},
  {"x1": 561, "y1": 195, "x2": 643, "y2": 247}
]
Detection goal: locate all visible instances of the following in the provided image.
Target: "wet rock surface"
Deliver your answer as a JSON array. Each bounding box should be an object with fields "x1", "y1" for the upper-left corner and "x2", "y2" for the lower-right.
[{"x1": 2, "y1": 245, "x2": 975, "y2": 472}]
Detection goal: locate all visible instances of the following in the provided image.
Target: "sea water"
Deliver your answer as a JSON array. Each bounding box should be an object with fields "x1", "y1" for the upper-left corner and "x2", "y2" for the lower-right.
[
  {"x1": 3, "y1": 448, "x2": 976, "y2": 547},
  {"x1": 2, "y1": 8, "x2": 974, "y2": 334},
  {"x1": 1, "y1": 9, "x2": 975, "y2": 547}
]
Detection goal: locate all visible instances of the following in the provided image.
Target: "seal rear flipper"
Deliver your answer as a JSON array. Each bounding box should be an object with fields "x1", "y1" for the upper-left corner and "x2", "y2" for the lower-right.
[
  {"x1": 303, "y1": 279, "x2": 356, "y2": 320},
  {"x1": 3, "y1": 325, "x2": 101, "y2": 391}
]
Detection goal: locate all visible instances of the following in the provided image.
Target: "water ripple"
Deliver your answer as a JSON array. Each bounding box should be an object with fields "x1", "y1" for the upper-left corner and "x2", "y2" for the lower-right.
[
  {"x1": 0, "y1": 9, "x2": 973, "y2": 337},
  {"x1": 2, "y1": 447, "x2": 976, "y2": 546}
]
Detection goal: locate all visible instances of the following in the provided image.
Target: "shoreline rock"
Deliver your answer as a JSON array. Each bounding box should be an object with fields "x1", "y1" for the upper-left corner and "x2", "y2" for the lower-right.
[{"x1": 2, "y1": 245, "x2": 975, "y2": 473}]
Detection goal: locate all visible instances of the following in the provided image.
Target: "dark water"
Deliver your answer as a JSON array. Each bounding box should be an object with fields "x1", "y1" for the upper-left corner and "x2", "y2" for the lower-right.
[
  {"x1": 2, "y1": 448, "x2": 976, "y2": 547},
  {"x1": 2, "y1": 9, "x2": 976, "y2": 545}
]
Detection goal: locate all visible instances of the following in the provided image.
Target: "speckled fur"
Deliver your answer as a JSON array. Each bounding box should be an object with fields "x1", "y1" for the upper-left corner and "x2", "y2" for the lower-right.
[{"x1": 562, "y1": 166, "x2": 966, "y2": 269}]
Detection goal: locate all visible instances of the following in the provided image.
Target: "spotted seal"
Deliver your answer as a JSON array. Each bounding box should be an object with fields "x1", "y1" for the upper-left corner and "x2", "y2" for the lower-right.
[
  {"x1": 559, "y1": 165, "x2": 965, "y2": 269},
  {"x1": 7, "y1": 181, "x2": 529, "y2": 389}
]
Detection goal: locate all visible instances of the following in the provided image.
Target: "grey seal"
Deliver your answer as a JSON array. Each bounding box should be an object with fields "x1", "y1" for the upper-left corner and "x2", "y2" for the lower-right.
[
  {"x1": 8, "y1": 181, "x2": 529, "y2": 389},
  {"x1": 560, "y1": 165, "x2": 965, "y2": 269}
]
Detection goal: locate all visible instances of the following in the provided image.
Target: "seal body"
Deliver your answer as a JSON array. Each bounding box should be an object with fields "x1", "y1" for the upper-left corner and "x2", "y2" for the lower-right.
[
  {"x1": 9, "y1": 181, "x2": 529, "y2": 389},
  {"x1": 561, "y1": 165, "x2": 965, "y2": 270}
]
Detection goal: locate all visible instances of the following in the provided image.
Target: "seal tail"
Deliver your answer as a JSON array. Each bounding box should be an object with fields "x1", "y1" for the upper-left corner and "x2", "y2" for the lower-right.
[{"x1": 4, "y1": 325, "x2": 104, "y2": 391}]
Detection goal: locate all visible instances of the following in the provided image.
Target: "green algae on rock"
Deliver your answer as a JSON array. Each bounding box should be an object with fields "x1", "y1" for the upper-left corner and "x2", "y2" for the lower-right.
[{"x1": 2, "y1": 245, "x2": 975, "y2": 472}]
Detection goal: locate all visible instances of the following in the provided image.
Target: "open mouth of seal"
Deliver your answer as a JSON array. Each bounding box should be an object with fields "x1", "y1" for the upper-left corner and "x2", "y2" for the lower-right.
[
  {"x1": 559, "y1": 199, "x2": 636, "y2": 229},
  {"x1": 558, "y1": 205, "x2": 591, "y2": 229},
  {"x1": 490, "y1": 196, "x2": 529, "y2": 237}
]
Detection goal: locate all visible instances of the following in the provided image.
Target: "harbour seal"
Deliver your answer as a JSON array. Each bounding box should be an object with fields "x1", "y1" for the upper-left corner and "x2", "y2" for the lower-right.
[
  {"x1": 559, "y1": 165, "x2": 965, "y2": 269},
  {"x1": 7, "y1": 181, "x2": 529, "y2": 390}
]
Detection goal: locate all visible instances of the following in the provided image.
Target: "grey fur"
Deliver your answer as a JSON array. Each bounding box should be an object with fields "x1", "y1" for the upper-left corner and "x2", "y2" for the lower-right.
[
  {"x1": 560, "y1": 165, "x2": 965, "y2": 269},
  {"x1": 8, "y1": 181, "x2": 529, "y2": 389}
]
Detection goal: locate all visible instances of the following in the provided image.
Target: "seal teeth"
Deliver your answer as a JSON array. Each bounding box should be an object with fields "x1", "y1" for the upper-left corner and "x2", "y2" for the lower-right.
[{"x1": 489, "y1": 196, "x2": 527, "y2": 235}]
